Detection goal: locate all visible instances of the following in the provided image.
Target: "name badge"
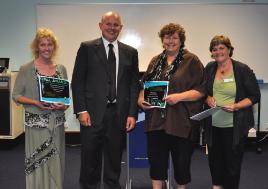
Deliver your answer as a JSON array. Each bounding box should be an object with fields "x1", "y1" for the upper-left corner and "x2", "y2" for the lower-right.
[{"x1": 223, "y1": 78, "x2": 234, "y2": 83}]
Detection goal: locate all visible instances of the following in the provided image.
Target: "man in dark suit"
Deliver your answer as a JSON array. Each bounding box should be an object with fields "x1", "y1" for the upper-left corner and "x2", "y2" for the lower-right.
[{"x1": 71, "y1": 11, "x2": 139, "y2": 189}]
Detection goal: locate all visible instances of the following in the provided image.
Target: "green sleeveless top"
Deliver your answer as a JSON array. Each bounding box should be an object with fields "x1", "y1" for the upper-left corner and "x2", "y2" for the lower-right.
[{"x1": 212, "y1": 72, "x2": 236, "y2": 128}]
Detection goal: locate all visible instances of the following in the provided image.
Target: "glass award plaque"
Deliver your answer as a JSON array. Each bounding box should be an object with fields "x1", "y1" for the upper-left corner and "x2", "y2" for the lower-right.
[
  {"x1": 38, "y1": 75, "x2": 70, "y2": 105},
  {"x1": 144, "y1": 81, "x2": 169, "y2": 108},
  {"x1": 190, "y1": 106, "x2": 222, "y2": 121}
]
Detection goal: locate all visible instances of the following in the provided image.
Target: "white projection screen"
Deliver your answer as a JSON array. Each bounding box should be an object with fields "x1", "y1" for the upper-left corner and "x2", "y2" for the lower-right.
[
  {"x1": 37, "y1": 3, "x2": 268, "y2": 80},
  {"x1": 37, "y1": 3, "x2": 268, "y2": 131}
]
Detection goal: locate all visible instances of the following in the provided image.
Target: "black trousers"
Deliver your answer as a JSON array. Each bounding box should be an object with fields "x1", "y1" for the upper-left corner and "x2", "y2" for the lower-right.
[
  {"x1": 208, "y1": 127, "x2": 245, "y2": 189},
  {"x1": 147, "y1": 130, "x2": 194, "y2": 185},
  {"x1": 79, "y1": 104, "x2": 125, "y2": 189}
]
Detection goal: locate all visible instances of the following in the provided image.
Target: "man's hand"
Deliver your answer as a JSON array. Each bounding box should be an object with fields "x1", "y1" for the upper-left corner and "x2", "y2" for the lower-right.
[
  {"x1": 126, "y1": 116, "x2": 136, "y2": 132},
  {"x1": 78, "y1": 112, "x2": 92, "y2": 126}
]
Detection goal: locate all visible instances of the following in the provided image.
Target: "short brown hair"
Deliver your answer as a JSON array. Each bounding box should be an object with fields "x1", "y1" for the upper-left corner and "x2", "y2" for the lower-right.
[
  {"x1": 31, "y1": 28, "x2": 59, "y2": 59},
  {"x1": 158, "y1": 23, "x2": 186, "y2": 48},
  {"x1": 209, "y1": 35, "x2": 234, "y2": 57}
]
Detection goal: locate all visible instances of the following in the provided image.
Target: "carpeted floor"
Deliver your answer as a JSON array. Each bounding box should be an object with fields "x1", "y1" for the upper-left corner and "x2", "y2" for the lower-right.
[{"x1": 0, "y1": 137, "x2": 268, "y2": 189}]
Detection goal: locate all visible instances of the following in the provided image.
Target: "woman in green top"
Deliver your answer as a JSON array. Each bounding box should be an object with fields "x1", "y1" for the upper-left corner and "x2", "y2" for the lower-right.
[
  {"x1": 12, "y1": 28, "x2": 68, "y2": 189},
  {"x1": 204, "y1": 35, "x2": 260, "y2": 189}
]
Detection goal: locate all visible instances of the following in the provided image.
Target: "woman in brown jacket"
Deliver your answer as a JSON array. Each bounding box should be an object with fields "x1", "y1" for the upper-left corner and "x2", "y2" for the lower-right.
[{"x1": 138, "y1": 23, "x2": 206, "y2": 189}]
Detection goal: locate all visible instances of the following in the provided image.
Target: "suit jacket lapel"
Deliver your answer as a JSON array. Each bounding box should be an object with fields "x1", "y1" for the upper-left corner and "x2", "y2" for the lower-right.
[
  {"x1": 93, "y1": 40, "x2": 127, "y2": 86},
  {"x1": 117, "y1": 42, "x2": 126, "y2": 87},
  {"x1": 94, "y1": 38, "x2": 108, "y2": 72}
]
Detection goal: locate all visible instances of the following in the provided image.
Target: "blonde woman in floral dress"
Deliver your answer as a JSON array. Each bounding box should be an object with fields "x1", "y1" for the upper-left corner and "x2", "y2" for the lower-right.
[{"x1": 12, "y1": 28, "x2": 68, "y2": 189}]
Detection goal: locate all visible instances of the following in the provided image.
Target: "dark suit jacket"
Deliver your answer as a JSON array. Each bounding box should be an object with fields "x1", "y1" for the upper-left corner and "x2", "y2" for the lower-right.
[{"x1": 71, "y1": 38, "x2": 139, "y2": 129}]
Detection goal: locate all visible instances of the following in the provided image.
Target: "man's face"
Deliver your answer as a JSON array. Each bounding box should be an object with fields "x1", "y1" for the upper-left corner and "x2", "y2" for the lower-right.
[{"x1": 99, "y1": 13, "x2": 122, "y2": 42}]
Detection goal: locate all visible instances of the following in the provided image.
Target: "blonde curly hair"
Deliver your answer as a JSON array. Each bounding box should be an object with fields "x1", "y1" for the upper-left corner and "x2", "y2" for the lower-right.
[{"x1": 31, "y1": 28, "x2": 59, "y2": 59}]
